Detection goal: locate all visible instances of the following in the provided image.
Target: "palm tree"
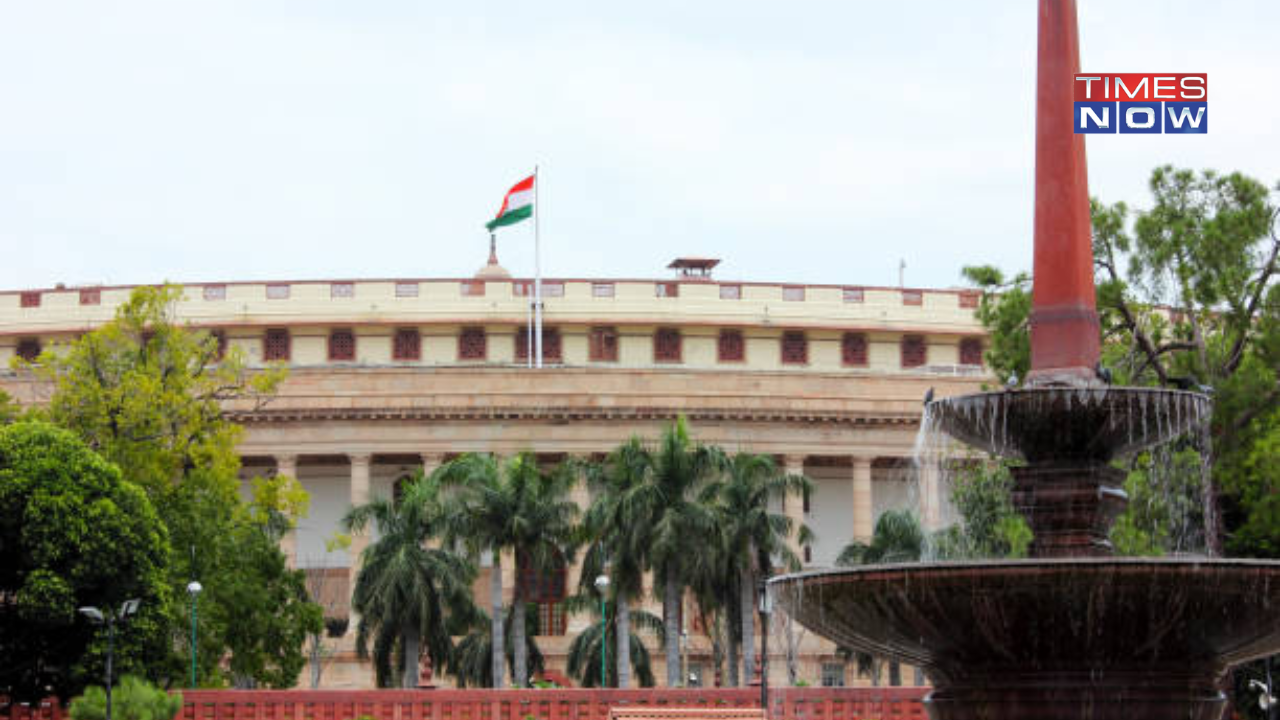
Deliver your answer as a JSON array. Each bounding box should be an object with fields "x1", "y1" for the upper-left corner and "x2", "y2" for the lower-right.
[
  {"x1": 439, "y1": 452, "x2": 580, "y2": 688},
  {"x1": 631, "y1": 417, "x2": 726, "y2": 686},
  {"x1": 686, "y1": 522, "x2": 739, "y2": 686},
  {"x1": 451, "y1": 604, "x2": 545, "y2": 688},
  {"x1": 564, "y1": 595, "x2": 663, "y2": 687},
  {"x1": 835, "y1": 508, "x2": 925, "y2": 687},
  {"x1": 704, "y1": 452, "x2": 812, "y2": 684},
  {"x1": 578, "y1": 439, "x2": 654, "y2": 688},
  {"x1": 836, "y1": 508, "x2": 925, "y2": 566},
  {"x1": 343, "y1": 473, "x2": 480, "y2": 688}
]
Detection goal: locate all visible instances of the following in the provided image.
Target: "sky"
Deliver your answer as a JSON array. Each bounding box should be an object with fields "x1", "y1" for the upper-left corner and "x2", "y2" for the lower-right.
[{"x1": 1, "y1": 1, "x2": 1277, "y2": 292}]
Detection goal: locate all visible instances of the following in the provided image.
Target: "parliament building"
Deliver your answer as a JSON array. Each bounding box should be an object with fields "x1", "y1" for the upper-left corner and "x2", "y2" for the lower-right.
[{"x1": 0, "y1": 253, "x2": 988, "y2": 688}]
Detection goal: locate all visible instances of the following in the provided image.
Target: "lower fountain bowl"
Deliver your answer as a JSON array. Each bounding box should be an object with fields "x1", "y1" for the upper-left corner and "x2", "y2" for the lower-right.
[
  {"x1": 771, "y1": 558, "x2": 1280, "y2": 720},
  {"x1": 928, "y1": 387, "x2": 1211, "y2": 462}
]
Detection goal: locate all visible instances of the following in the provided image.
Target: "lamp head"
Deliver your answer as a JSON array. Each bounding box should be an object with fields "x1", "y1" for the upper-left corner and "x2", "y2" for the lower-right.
[
  {"x1": 593, "y1": 574, "x2": 610, "y2": 591},
  {"x1": 187, "y1": 581, "x2": 203, "y2": 596},
  {"x1": 120, "y1": 599, "x2": 141, "y2": 618},
  {"x1": 79, "y1": 607, "x2": 104, "y2": 624}
]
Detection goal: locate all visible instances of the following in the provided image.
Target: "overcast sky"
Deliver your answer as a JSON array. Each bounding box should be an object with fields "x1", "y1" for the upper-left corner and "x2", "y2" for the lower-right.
[{"x1": 1, "y1": 1, "x2": 1277, "y2": 292}]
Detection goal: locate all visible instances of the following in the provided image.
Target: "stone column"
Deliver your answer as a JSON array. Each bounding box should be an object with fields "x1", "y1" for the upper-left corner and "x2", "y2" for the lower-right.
[
  {"x1": 783, "y1": 455, "x2": 807, "y2": 564},
  {"x1": 274, "y1": 454, "x2": 298, "y2": 567},
  {"x1": 852, "y1": 456, "x2": 874, "y2": 543},
  {"x1": 347, "y1": 453, "x2": 372, "y2": 626},
  {"x1": 421, "y1": 453, "x2": 444, "y2": 479}
]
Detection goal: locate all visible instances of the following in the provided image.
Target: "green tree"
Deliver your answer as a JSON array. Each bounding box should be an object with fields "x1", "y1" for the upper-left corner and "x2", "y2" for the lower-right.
[
  {"x1": 29, "y1": 285, "x2": 317, "y2": 687},
  {"x1": 0, "y1": 422, "x2": 172, "y2": 702},
  {"x1": 0, "y1": 388, "x2": 19, "y2": 424},
  {"x1": 836, "y1": 509, "x2": 925, "y2": 566},
  {"x1": 68, "y1": 676, "x2": 182, "y2": 720},
  {"x1": 578, "y1": 439, "x2": 655, "y2": 688},
  {"x1": 564, "y1": 597, "x2": 661, "y2": 688},
  {"x1": 450, "y1": 605, "x2": 545, "y2": 689},
  {"x1": 930, "y1": 461, "x2": 1032, "y2": 560},
  {"x1": 633, "y1": 418, "x2": 726, "y2": 686},
  {"x1": 439, "y1": 452, "x2": 579, "y2": 688},
  {"x1": 344, "y1": 473, "x2": 480, "y2": 688},
  {"x1": 963, "y1": 166, "x2": 1279, "y2": 557},
  {"x1": 704, "y1": 452, "x2": 811, "y2": 684}
]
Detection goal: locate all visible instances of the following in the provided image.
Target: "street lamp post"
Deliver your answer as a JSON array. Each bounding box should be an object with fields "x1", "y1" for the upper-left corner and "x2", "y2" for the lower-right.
[
  {"x1": 758, "y1": 583, "x2": 773, "y2": 717},
  {"x1": 187, "y1": 581, "x2": 203, "y2": 688},
  {"x1": 594, "y1": 574, "x2": 610, "y2": 688},
  {"x1": 79, "y1": 600, "x2": 140, "y2": 720}
]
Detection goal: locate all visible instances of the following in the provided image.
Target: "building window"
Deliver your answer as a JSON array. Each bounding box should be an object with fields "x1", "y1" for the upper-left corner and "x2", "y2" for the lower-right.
[
  {"x1": 592, "y1": 283, "x2": 615, "y2": 298},
  {"x1": 720, "y1": 284, "x2": 742, "y2": 300},
  {"x1": 395, "y1": 281, "x2": 419, "y2": 298},
  {"x1": 331, "y1": 282, "x2": 354, "y2": 299},
  {"x1": 79, "y1": 288, "x2": 101, "y2": 306},
  {"x1": 16, "y1": 338, "x2": 42, "y2": 362},
  {"x1": 781, "y1": 331, "x2": 808, "y2": 365},
  {"x1": 20, "y1": 292, "x2": 40, "y2": 308},
  {"x1": 393, "y1": 328, "x2": 421, "y2": 361},
  {"x1": 516, "y1": 327, "x2": 562, "y2": 363},
  {"x1": 843, "y1": 287, "x2": 864, "y2": 303},
  {"x1": 782, "y1": 286, "x2": 805, "y2": 302},
  {"x1": 589, "y1": 326, "x2": 618, "y2": 362},
  {"x1": 266, "y1": 283, "x2": 290, "y2": 300},
  {"x1": 461, "y1": 280, "x2": 486, "y2": 297},
  {"x1": 513, "y1": 280, "x2": 532, "y2": 297},
  {"x1": 804, "y1": 545, "x2": 812, "y2": 564},
  {"x1": 328, "y1": 329, "x2": 356, "y2": 361},
  {"x1": 518, "y1": 552, "x2": 567, "y2": 636},
  {"x1": 654, "y1": 327, "x2": 682, "y2": 363},
  {"x1": 960, "y1": 337, "x2": 984, "y2": 366},
  {"x1": 902, "y1": 290, "x2": 923, "y2": 306},
  {"x1": 543, "y1": 281, "x2": 565, "y2": 298},
  {"x1": 842, "y1": 333, "x2": 869, "y2": 367},
  {"x1": 901, "y1": 335, "x2": 927, "y2": 368},
  {"x1": 203, "y1": 285, "x2": 227, "y2": 301},
  {"x1": 210, "y1": 330, "x2": 227, "y2": 361},
  {"x1": 959, "y1": 291, "x2": 980, "y2": 309},
  {"x1": 263, "y1": 329, "x2": 291, "y2": 362},
  {"x1": 821, "y1": 662, "x2": 846, "y2": 687},
  {"x1": 655, "y1": 282, "x2": 679, "y2": 298},
  {"x1": 718, "y1": 329, "x2": 745, "y2": 362},
  {"x1": 458, "y1": 327, "x2": 486, "y2": 360}
]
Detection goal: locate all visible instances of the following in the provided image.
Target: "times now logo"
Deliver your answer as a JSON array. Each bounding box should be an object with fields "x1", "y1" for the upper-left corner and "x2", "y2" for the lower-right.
[{"x1": 1074, "y1": 74, "x2": 1207, "y2": 134}]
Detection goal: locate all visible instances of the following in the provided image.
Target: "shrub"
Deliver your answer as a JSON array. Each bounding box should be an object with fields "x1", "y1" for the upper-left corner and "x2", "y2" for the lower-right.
[{"x1": 69, "y1": 676, "x2": 182, "y2": 720}]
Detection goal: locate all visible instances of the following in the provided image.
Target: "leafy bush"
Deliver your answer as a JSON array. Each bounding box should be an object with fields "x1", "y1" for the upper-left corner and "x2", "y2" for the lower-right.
[{"x1": 69, "y1": 676, "x2": 182, "y2": 720}]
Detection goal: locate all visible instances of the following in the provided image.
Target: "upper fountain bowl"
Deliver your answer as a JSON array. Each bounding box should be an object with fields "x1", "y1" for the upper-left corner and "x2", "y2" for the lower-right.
[{"x1": 928, "y1": 386, "x2": 1211, "y2": 462}]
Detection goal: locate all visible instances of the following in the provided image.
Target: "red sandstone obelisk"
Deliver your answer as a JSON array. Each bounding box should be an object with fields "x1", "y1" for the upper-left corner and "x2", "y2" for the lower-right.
[{"x1": 1027, "y1": 0, "x2": 1101, "y2": 387}]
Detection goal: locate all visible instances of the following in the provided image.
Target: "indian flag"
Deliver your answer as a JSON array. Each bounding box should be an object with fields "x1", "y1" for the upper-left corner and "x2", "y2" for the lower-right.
[{"x1": 485, "y1": 175, "x2": 534, "y2": 231}]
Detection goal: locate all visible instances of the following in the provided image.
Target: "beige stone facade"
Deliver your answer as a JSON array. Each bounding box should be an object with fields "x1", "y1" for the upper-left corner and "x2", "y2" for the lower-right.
[{"x1": 0, "y1": 268, "x2": 987, "y2": 689}]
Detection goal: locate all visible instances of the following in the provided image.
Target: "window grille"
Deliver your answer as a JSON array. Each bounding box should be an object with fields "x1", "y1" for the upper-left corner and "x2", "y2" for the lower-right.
[
  {"x1": 458, "y1": 327, "x2": 486, "y2": 360},
  {"x1": 842, "y1": 333, "x2": 869, "y2": 366},
  {"x1": 902, "y1": 290, "x2": 923, "y2": 306},
  {"x1": 20, "y1": 292, "x2": 40, "y2": 308},
  {"x1": 79, "y1": 288, "x2": 101, "y2": 305},
  {"x1": 901, "y1": 335, "x2": 927, "y2": 368},
  {"x1": 328, "y1": 329, "x2": 356, "y2": 361},
  {"x1": 592, "y1": 283, "x2": 615, "y2": 298},
  {"x1": 960, "y1": 337, "x2": 984, "y2": 366},
  {"x1": 589, "y1": 326, "x2": 618, "y2": 362},
  {"x1": 263, "y1": 329, "x2": 291, "y2": 361},
  {"x1": 655, "y1": 282, "x2": 679, "y2": 298},
  {"x1": 393, "y1": 328, "x2": 420, "y2": 361},
  {"x1": 718, "y1": 329, "x2": 745, "y2": 362},
  {"x1": 959, "y1": 291, "x2": 980, "y2": 309},
  {"x1": 781, "y1": 331, "x2": 808, "y2": 364},
  {"x1": 843, "y1": 287, "x2": 864, "y2": 303},
  {"x1": 203, "y1": 285, "x2": 227, "y2": 301},
  {"x1": 720, "y1": 284, "x2": 742, "y2": 300},
  {"x1": 821, "y1": 662, "x2": 846, "y2": 687},
  {"x1": 516, "y1": 327, "x2": 562, "y2": 362},
  {"x1": 654, "y1": 327, "x2": 681, "y2": 362},
  {"x1": 461, "y1": 280, "x2": 486, "y2": 297},
  {"x1": 330, "y1": 282, "x2": 354, "y2": 299},
  {"x1": 395, "y1": 282, "x2": 419, "y2": 298},
  {"x1": 266, "y1": 284, "x2": 290, "y2": 300},
  {"x1": 782, "y1": 286, "x2": 805, "y2": 301}
]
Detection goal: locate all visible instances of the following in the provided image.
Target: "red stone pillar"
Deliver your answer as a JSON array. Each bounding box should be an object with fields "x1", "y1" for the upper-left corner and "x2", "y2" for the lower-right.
[{"x1": 1027, "y1": 0, "x2": 1101, "y2": 386}]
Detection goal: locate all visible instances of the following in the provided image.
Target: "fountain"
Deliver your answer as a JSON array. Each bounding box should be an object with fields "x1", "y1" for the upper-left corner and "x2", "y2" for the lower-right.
[{"x1": 770, "y1": 2, "x2": 1280, "y2": 718}]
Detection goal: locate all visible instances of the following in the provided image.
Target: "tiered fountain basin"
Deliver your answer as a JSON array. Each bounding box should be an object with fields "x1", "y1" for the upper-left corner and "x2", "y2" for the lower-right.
[
  {"x1": 773, "y1": 558, "x2": 1280, "y2": 720},
  {"x1": 772, "y1": 386, "x2": 1280, "y2": 720}
]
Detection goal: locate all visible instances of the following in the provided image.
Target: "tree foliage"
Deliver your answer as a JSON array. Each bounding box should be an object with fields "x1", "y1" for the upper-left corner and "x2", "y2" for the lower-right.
[
  {"x1": 68, "y1": 676, "x2": 182, "y2": 720},
  {"x1": 344, "y1": 473, "x2": 480, "y2": 688},
  {"x1": 29, "y1": 285, "x2": 317, "y2": 687},
  {"x1": 963, "y1": 166, "x2": 1279, "y2": 557},
  {"x1": 0, "y1": 422, "x2": 172, "y2": 702}
]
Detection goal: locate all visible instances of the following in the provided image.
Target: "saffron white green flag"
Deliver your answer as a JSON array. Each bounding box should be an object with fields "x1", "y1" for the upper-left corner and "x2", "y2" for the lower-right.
[{"x1": 485, "y1": 175, "x2": 534, "y2": 231}]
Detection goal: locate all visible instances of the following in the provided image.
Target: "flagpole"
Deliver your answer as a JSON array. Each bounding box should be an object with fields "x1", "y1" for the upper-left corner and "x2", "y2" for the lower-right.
[{"x1": 533, "y1": 164, "x2": 543, "y2": 370}]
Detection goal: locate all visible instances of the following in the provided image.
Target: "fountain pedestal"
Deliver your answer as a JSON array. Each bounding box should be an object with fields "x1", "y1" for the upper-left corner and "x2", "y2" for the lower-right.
[{"x1": 1011, "y1": 463, "x2": 1127, "y2": 557}]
